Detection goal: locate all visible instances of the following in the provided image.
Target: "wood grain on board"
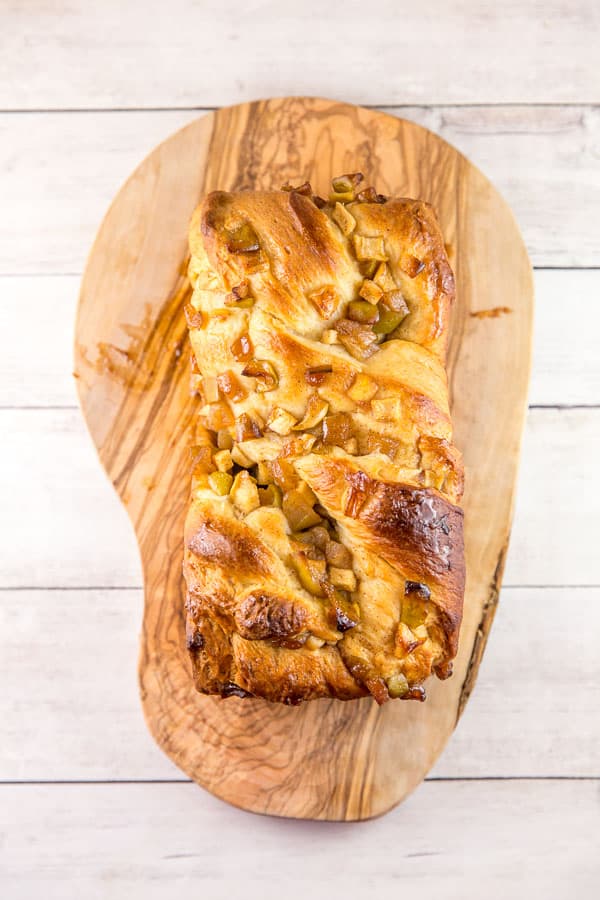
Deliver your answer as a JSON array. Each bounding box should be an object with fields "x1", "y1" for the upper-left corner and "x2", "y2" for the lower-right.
[{"x1": 74, "y1": 98, "x2": 533, "y2": 820}]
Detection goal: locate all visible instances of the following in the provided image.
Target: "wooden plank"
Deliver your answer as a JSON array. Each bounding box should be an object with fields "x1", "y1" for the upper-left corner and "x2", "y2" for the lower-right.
[
  {"x1": 1, "y1": 1, "x2": 599, "y2": 108},
  {"x1": 1, "y1": 781, "x2": 598, "y2": 899},
  {"x1": 2, "y1": 107, "x2": 600, "y2": 273},
  {"x1": 1, "y1": 587, "x2": 597, "y2": 782},
  {"x1": 3, "y1": 269, "x2": 598, "y2": 409},
  {"x1": 1, "y1": 407, "x2": 597, "y2": 590}
]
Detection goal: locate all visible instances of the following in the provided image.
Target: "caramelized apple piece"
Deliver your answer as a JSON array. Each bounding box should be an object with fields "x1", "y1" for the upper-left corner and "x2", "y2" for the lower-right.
[
  {"x1": 283, "y1": 490, "x2": 322, "y2": 531},
  {"x1": 348, "y1": 373, "x2": 378, "y2": 403},
  {"x1": 373, "y1": 262, "x2": 396, "y2": 292},
  {"x1": 293, "y1": 394, "x2": 329, "y2": 430},
  {"x1": 231, "y1": 332, "x2": 253, "y2": 362},
  {"x1": 184, "y1": 302, "x2": 205, "y2": 329},
  {"x1": 331, "y1": 202, "x2": 356, "y2": 236},
  {"x1": 226, "y1": 222, "x2": 260, "y2": 254},
  {"x1": 216, "y1": 370, "x2": 246, "y2": 401},
  {"x1": 304, "y1": 635, "x2": 325, "y2": 650},
  {"x1": 235, "y1": 413, "x2": 263, "y2": 442},
  {"x1": 266, "y1": 407, "x2": 297, "y2": 436},
  {"x1": 359, "y1": 279, "x2": 383, "y2": 305},
  {"x1": 373, "y1": 307, "x2": 406, "y2": 335},
  {"x1": 387, "y1": 673, "x2": 409, "y2": 698},
  {"x1": 348, "y1": 300, "x2": 379, "y2": 324},
  {"x1": 216, "y1": 429, "x2": 233, "y2": 450},
  {"x1": 334, "y1": 319, "x2": 378, "y2": 359},
  {"x1": 190, "y1": 444, "x2": 215, "y2": 475},
  {"x1": 208, "y1": 471, "x2": 233, "y2": 496},
  {"x1": 201, "y1": 401, "x2": 234, "y2": 430},
  {"x1": 213, "y1": 449, "x2": 233, "y2": 472},
  {"x1": 308, "y1": 285, "x2": 339, "y2": 319},
  {"x1": 325, "y1": 540, "x2": 352, "y2": 568},
  {"x1": 268, "y1": 458, "x2": 298, "y2": 493},
  {"x1": 291, "y1": 551, "x2": 327, "y2": 596},
  {"x1": 328, "y1": 567, "x2": 357, "y2": 591},
  {"x1": 321, "y1": 412, "x2": 353, "y2": 446},
  {"x1": 230, "y1": 470, "x2": 260, "y2": 513},
  {"x1": 241, "y1": 359, "x2": 279, "y2": 392},
  {"x1": 352, "y1": 234, "x2": 387, "y2": 261},
  {"x1": 258, "y1": 483, "x2": 283, "y2": 507}
]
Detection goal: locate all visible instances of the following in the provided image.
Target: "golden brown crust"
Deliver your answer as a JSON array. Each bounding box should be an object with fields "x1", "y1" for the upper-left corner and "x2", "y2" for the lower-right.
[{"x1": 183, "y1": 175, "x2": 464, "y2": 705}]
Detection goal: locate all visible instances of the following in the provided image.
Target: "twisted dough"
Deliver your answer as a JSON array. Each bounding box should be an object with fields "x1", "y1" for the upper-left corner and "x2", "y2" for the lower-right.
[{"x1": 184, "y1": 176, "x2": 464, "y2": 705}]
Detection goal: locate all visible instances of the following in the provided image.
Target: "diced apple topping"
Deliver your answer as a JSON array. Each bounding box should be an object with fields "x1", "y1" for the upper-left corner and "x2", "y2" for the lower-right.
[
  {"x1": 307, "y1": 285, "x2": 339, "y2": 319},
  {"x1": 348, "y1": 373, "x2": 378, "y2": 403},
  {"x1": 321, "y1": 329, "x2": 339, "y2": 345},
  {"x1": 373, "y1": 262, "x2": 396, "y2": 292},
  {"x1": 230, "y1": 445, "x2": 253, "y2": 468},
  {"x1": 283, "y1": 490, "x2": 322, "y2": 531},
  {"x1": 352, "y1": 234, "x2": 388, "y2": 261},
  {"x1": 266, "y1": 407, "x2": 297, "y2": 436},
  {"x1": 200, "y1": 401, "x2": 234, "y2": 430},
  {"x1": 387, "y1": 673, "x2": 409, "y2": 698},
  {"x1": 291, "y1": 551, "x2": 327, "y2": 596},
  {"x1": 371, "y1": 397, "x2": 403, "y2": 421},
  {"x1": 328, "y1": 567, "x2": 357, "y2": 591},
  {"x1": 216, "y1": 370, "x2": 246, "y2": 401},
  {"x1": 395, "y1": 621, "x2": 421, "y2": 656},
  {"x1": 226, "y1": 222, "x2": 260, "y2": 254},
  {"x1": 359, "y1": 279, "x2": 383, "y2": 305},
  {"x1": 241, "y1": 359, "x2": 279, "y2": 392},
  {"x1": 334, "y1": 319, "x2": 379, "y2": 359},
  {"x1": 293, "y1": 394, "x2": 329, "y2": 430},
  {"x1": 325, "y1": 540, "x2": 352, "y2": 568},
  {"x1": 208, "y1": 471, "x2": 233, "y2": 496},
  {"x1": 216, "y1": 429, "x2": 233, "y2": 450},
  {"x1": 321, "y1": 412, "x2": 354, "y2": 445},
  {"x1": 348, "y1": 299, "x2": 379, "y2": 324},
  {"x1": 331, "y1": 201, "x2": 356, "y2": 236},
  {"x1": 400, "y1": 254, "x2": 425, "y2": 278},
  {"x1": 190, "y1": 444, "x2": 215, "y2": 475},
  {"x1": 235, "y1": 413, "x2": 263, "y2": 442},
  {"x1": 258, "y1": 484, "x2": 283, "y2": 508},
  {"x1": 230, "y1": 470, "x2": 260, "y2": 513},
  {"x1": 230, "y1": 332, "x2": 253, "y2": 362},
  {"x1": 213, "y1": 449, "x2": 233, "y2": 472}
]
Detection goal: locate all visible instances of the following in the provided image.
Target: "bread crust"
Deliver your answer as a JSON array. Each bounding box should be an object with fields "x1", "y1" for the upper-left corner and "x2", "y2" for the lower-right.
[{"x1": 183, "y1": 177, "x2": 464, "y2": 705}]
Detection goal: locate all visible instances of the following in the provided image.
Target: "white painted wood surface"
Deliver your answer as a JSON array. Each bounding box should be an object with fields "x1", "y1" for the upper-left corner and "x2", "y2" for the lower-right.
[
  {"x1": 1, "y1": 0, "x2": 599, "y2": 894},
  {"x1": 1, "y1": 407, "x2": 597, "y2": 589},
  {"x1": 1, "y1": 782, "x2": 598, "y2": 900},
  {"x1": 3, "y1": 270, "x2": 599, "y2": 408},
  {"x1": 2, "y1": 1, "x2": 599, "y2": 107},
  {"x1": 1, "y1": 587, "x2": 598, "y2": 781},
  {"x1": 2, "y1": 106, "x2": 600, "y2": 271}
]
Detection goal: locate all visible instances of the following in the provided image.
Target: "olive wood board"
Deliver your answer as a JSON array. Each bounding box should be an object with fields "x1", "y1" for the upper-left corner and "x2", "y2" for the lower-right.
[{"x1": 75, "y1": 97, "x2": 533, "y2": 821}]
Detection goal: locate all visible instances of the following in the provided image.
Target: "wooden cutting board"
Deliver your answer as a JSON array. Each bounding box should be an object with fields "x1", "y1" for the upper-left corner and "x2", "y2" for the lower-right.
[{"x1": 75, "y1": 97, "x2": 533, "y2": 821}]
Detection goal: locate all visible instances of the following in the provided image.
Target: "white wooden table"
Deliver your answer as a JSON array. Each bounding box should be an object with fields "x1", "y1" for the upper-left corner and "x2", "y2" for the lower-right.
[{"x1": 1, "y1": 2, "x2": 599, "y2": 896}]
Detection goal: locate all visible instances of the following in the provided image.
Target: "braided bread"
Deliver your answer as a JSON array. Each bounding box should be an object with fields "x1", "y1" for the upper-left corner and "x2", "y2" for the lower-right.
[{"x1": 183, "y1": 174, "x2": 465, "y2": 705}]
